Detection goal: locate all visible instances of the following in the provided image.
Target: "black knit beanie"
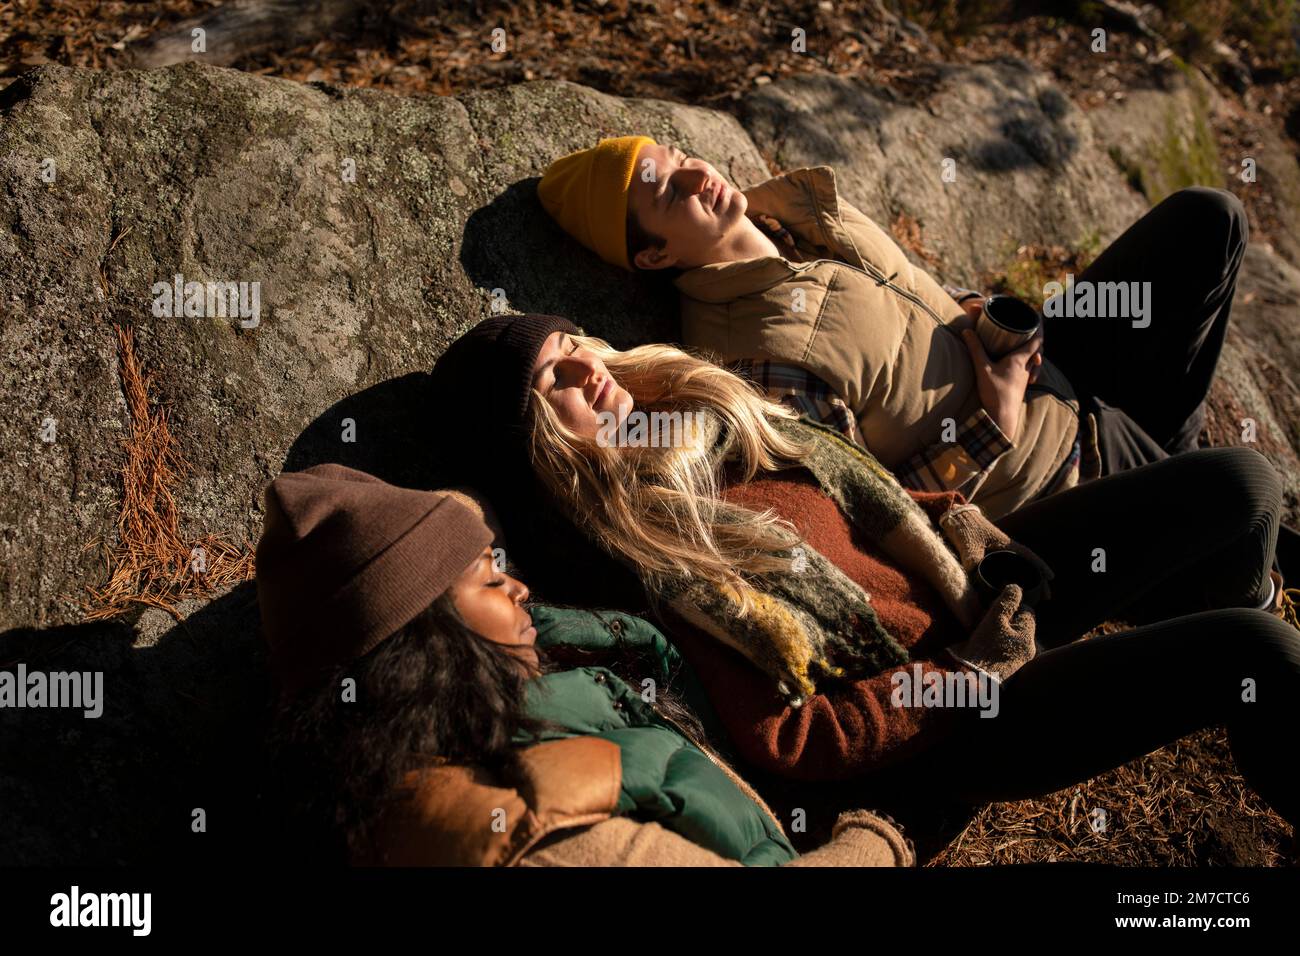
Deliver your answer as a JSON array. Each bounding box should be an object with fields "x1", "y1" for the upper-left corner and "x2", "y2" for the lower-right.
[
  {"x1": 426, "y1": 313, "x2": 645, "y2": 609},
  {"x1": 427, "y1": 313, "x2": 581, "y2": 495},
  {"x1": 428, "y1": 314, "x2": 582, "y2": 447}
]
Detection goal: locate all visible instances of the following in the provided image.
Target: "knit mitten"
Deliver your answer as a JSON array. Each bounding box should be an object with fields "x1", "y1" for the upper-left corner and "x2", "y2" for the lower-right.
[
  {"x1": 831, "y1": 809, "x2": 916, "y2": 866},
  {"x1": 944, "y1": 583, "x2": 1036, "y2": 682},
  {"x1": 938, "y1": 503, "x2": 1055, "y2": 601},
  {"x1": 785, "y1": 809, "x2": 915, "y2": 867}
]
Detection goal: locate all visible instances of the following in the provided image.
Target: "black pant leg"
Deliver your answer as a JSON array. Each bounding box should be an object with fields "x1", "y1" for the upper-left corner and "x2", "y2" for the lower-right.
[
  {"x1": 995, "y1": 447, "x2": 1279, "y2": 641},
  {"x1": 882, "y1": 609, "x2": 1300, "y2": 829},
  {"x1": 1043, "y1": 187, "x2": 1247, "y2": 450},
  {"x1": 1090, "y1": 397, "x2": 1170, "y2": 474}
]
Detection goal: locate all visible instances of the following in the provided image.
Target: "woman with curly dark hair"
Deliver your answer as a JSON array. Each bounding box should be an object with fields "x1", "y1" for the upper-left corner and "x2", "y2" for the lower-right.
[{"x1": 256, "y1": 463, "x2": 911, "y2": 867}]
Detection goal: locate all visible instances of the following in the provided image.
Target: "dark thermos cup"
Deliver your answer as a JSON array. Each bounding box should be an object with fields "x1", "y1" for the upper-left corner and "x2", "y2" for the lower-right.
[{"x1": 974, "y1": 549, "x2": 1048, "y2": 609}]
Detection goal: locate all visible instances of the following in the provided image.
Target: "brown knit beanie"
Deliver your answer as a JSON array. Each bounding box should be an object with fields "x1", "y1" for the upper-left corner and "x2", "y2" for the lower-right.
[{"x1": 255, "y1": 463, "x2": 493, "y2": 698}]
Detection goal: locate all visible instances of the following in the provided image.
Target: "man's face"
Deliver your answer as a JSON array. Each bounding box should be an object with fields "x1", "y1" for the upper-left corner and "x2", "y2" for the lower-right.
[{"x1": 626, "y1": 142, "x2": 750, "y2": 270}]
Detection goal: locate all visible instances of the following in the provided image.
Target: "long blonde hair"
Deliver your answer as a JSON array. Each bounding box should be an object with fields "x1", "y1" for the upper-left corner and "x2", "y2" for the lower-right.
[{"x1": 528, "y1": 335, "x2": 811, "y2": 608}]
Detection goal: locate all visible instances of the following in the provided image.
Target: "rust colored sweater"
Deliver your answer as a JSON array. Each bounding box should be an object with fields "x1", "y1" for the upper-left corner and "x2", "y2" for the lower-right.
[{"x1": 668, "y1": 469, "x2": 977, "y2": 782}]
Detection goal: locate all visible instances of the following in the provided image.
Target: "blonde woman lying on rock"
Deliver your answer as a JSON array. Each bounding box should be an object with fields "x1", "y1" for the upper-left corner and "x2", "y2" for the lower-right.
[{"x1": 255, "y1": 463, "x2": 912, "y2": 867}]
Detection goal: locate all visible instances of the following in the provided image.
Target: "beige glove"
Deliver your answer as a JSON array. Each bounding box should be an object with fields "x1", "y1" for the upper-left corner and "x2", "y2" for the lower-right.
[
  {"x1": 945, "y1": 583, "x2": 1036, "y2": 682},
  {"x1": 786, "y1": 809, "x2": 915, "y2": 867},
  {"x1": 938, "y1": 503, "x2": 1055, "y2": 601}
]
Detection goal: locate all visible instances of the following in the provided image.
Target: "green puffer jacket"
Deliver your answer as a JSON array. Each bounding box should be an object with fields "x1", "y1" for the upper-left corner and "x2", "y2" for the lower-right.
[{"x1": 516, "y1": 605, "x2": 797, "y2": 866}]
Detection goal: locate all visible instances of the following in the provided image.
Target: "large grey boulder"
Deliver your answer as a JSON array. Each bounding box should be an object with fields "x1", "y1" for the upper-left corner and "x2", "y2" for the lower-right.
[
  {"x1": 7, "y1": 61, "x2": 1297, "y2": 633},
  {"x1": 0, "y1": 63, "x2": 768, "y2": 631},
  {"x1": 741, "y1": 61, "x2": 1148, "y2": 285},
  {"x1": 0, "y1": 63, "x2": 771, "y2": 864}
]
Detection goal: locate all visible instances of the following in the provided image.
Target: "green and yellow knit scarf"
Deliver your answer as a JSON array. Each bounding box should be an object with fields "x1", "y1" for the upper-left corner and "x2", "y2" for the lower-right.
[{"x1": 658, "y1": 410, "x2": 973, "y2": 705}]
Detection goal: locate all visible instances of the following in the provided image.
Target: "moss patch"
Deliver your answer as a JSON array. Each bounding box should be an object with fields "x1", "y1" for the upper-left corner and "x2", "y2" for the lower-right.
[
  {"x1": 1149, "y1": 92, "x2": 1220, "y2": 199},
  {"x1": 1137, "y1": 68, "x2": 1223, "y2": 203},
  {"x1": 983, "y1": 232, "x2": 1102, "y2": 304}
]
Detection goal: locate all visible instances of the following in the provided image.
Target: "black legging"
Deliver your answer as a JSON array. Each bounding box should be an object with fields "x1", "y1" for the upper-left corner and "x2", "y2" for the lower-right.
[{"x1": 873, "y1": 447, "x2": 1300, "y2": 829}]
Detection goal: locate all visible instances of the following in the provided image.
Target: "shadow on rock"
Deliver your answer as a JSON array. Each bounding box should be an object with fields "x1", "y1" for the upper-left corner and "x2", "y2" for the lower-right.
[
  {"x1": 741, "y1": 74, "x2": 890, "y2": 167},
  {"x1": 0, "y1": 583, "x2": 279, "y2": 866},
  {"x1": 460, "y1": 178, "x2": 681, "y2": 348},
  {"x1": 281, "y1": 371, "x2": 444, "y2": 488},
  {"x1": 962, "y1": 86, "x2": 1079, "y2": 173}
]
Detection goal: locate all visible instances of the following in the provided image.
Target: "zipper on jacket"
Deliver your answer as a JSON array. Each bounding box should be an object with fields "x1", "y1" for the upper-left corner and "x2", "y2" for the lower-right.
[
  {"x1": 787, "y1": 255, "x2": 1080, "y2": 502},
  {"x1": 791, "y1": 257, "x2": 949, "y2": 327},
  {"x1": 637, "y1": 691, "x2": 788, "y2": 837},
  {"x1": 792, "y1": 256, "x2": 1080, "y2": 413}
]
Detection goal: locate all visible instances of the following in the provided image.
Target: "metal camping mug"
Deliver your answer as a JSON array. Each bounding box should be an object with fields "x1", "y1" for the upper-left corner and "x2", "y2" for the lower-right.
[
  {"x1": 974, "y1": 549, "x2": 1047, "y2": 609},
  {"x1": 974, "y1": 294, "x2": 1041, "y2": 360}
]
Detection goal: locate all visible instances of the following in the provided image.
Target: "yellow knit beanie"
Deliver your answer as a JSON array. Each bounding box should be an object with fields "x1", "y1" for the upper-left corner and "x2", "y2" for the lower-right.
[{"x1": 537, "y1": 135, "x2": 656, "y2": 271}]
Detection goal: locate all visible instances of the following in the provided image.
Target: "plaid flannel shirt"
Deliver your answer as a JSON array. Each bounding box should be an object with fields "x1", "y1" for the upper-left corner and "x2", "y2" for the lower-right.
[
  {"x1": 732, "y1": 275, "x2": 1085, "y2": 498},
  {"x1": 734, "y1": 357, "x2": 1018, "y2": 496}
]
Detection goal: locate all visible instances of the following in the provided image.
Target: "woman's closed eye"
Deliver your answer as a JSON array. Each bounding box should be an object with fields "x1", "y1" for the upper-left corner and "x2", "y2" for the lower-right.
[{"x1": 546, "y1": 339, "x2": 582, "y2": 394}]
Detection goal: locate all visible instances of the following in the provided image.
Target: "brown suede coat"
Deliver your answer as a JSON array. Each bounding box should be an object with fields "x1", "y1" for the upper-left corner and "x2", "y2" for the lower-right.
[{"x1": 356, "y1": 738, "x2": 621, "y2": 867}]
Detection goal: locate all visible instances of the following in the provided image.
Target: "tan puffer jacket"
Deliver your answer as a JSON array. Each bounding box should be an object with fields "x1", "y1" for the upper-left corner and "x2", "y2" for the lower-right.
[
  {"x1": 357, "y1": 737, "x2": 913, "y2": 867},
  {"x1": 675, "y1": 166, "x2": 1081, "y2": 518}
]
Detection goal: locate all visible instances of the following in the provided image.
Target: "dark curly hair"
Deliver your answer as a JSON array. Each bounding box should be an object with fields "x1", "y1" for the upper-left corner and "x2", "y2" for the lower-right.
[
  {"x1": 266, "y1": 595, "x2": 712, "y2": 864},
  {"x1": 265, "y1": 591, "x2": 547, "y2": 863}
]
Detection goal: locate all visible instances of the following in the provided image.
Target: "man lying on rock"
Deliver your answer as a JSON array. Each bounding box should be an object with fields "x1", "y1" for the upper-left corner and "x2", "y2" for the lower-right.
[{"x1": 538, "y1": 135, "x2": 1249, "y2": 522}]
